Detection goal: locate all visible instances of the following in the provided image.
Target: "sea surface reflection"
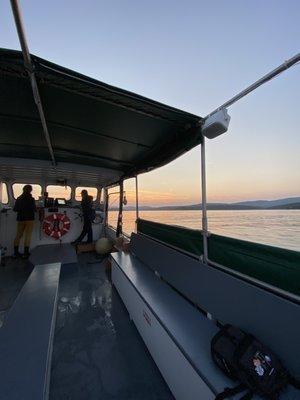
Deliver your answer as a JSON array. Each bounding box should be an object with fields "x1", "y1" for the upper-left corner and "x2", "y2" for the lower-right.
[{"x1": 108, "y1": 210, "x2": 300, "y2": 251}]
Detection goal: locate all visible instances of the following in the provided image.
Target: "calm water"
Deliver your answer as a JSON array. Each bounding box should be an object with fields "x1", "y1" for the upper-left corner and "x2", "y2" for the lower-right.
[{"x1": 108, "y1": 210, "x2": 300, "y2": 251}]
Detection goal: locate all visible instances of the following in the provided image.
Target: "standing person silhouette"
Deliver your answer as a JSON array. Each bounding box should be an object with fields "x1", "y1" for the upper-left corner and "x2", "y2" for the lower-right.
[
  {"x1": 13, "y1": 184, "x2": 36, "y2": 258},
  {"x1": 73, "y1": 190, "x2": 94, "y2": 244}
]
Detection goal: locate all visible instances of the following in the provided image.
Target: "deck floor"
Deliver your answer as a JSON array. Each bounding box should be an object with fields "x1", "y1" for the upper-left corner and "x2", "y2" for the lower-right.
[
  {"x1": 50, "y1": 254, "x2": 174, "y2": 400},
  {"x1": 0, "y1": 257, "x2": 33, "y2": 327}
]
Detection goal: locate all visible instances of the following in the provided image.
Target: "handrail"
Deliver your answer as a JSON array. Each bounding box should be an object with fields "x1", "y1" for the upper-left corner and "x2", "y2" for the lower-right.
[
  {"x1": 136, "y1": 219, "x2": 300, "y2": 305},
  {"x1": 206, "y1": 258, "x2": 300, "y2": 305}
]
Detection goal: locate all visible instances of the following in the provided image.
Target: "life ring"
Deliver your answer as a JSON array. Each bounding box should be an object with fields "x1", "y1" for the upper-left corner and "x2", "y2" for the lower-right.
[{"x1": 42, "y1": 213, "x2": 71, "y2": 240}]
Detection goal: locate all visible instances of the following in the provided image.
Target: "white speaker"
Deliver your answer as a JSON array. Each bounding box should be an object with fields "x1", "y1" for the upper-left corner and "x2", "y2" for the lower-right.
[{"x1": 202, "y1": 109, "x2": 231, "y2": 139}]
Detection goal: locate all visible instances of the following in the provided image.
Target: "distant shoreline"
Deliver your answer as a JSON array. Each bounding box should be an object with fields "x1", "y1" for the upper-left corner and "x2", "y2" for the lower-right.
[
  {"x1": 113, "y1": 196, "x2": 300, "y2": 211},
  {"x1": 119, "y1": 206, "x2": 300, "y2": 211}
]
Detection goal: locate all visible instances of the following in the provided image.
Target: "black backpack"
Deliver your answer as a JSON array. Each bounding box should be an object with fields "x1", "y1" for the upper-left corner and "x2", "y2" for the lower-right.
[{"x1": 211, "y1": 324, "x2": 300, "y2": 400}]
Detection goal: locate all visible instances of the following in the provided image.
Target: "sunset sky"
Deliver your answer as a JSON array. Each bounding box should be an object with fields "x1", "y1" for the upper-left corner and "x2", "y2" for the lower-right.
[{"x1": 1, "y1": 1, "x2": 299, "y2": 206}]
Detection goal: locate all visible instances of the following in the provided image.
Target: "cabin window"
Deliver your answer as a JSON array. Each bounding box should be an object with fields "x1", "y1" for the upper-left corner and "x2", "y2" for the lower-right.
[
  {"x1": 75, "y1": 187, "x2": 97, "y2": 201},
  {"x1": 12, "y1": 183, "x2": 42, "y2": 200},
  {"x1": 0, "y1": 183, "x2": 8, "y2": 204},
  {"x1": 46, "y1": 185, "x2": 71, "y2": 200}
]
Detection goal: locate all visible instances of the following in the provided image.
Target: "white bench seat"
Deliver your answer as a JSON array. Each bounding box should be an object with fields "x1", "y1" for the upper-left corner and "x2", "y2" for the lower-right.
[
  {"x1": 111, "y1": 250, "x2": 298, "y2": 400},
  {"x1": 0, "y1": 263, "x2": 61, "y2": 400}
]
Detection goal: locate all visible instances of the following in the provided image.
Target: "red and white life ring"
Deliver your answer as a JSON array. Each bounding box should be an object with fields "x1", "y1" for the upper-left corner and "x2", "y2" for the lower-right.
[{"x1": 42, "y1": 213, "x2": 71, "y2": 240}]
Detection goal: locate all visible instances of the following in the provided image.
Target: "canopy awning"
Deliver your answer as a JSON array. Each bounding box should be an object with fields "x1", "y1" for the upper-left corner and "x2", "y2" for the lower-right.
[{"x1": 0, "y1": 48, "x2": 202, "y2": 184}]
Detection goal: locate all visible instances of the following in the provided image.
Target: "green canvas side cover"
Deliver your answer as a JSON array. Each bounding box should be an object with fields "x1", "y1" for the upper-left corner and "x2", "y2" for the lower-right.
[
  {"x1": 136, "y1": 218, "x2": 203, "y2": 256},
  {"x1": 208, "y1": 234, "x2": 300, "y2": 296},
  {"x1": 136, "y1": 219, "x2": 300, "y2": 296}
]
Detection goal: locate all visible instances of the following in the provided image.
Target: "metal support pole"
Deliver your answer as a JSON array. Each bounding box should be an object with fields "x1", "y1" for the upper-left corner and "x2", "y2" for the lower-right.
[
  {"x1": 103, "y1": 188, "x2": 108, "y2": 228},
  {"x1": 135, "y1": 175, "x2": 139, "y2": 232},
  {"x1": 10, "y1": 0, "x2": 56, "y2": 166},
  {"x1": 116, "y1": 181, "x2": 124, "y2": 237},
  {"x1": 206, "y1": 53, "x2": 300, "y2": 118},
  {"x1": 201, "y1": 136, "x2": 208, "y2": 263}
]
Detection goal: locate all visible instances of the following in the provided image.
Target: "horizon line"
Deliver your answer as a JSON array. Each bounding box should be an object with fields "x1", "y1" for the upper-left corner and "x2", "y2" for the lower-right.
[{"x1": 121, "y1": 194, "x2": 300, "y2": 208}]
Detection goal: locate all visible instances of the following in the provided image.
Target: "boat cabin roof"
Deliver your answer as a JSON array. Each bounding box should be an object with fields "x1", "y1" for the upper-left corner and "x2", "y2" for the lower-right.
[{"x1": 0, "y1": 48, "x2": 202, "y2": 186}]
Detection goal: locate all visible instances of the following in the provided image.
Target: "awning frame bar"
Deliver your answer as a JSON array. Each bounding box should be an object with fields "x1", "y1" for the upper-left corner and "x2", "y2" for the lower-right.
[
  {"x1": 206, "y1": 52, "x2": 300, "y2": 118},
  {"x1": 10, "y1": 0, "x2": 56, "y2": 166}
]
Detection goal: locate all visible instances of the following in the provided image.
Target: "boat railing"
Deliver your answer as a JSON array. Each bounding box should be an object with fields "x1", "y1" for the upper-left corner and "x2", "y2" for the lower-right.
[{"x1": 135, "y1": 218, "x2": 300, "y2": 304}]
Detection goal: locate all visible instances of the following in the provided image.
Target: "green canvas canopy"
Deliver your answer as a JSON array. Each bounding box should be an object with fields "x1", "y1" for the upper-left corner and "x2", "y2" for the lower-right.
[{"x1": 0, "y1": 48, "x2": 202, "y2": 181}]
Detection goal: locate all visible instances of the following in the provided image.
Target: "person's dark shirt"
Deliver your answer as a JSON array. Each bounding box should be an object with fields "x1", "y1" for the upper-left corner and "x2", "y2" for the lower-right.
[
  {"x1": 13, "y1": 193, "x2": 36, "y2": 221},
  {"x1": 81, "y1": 195, "x2": 93, "y2": 221}
]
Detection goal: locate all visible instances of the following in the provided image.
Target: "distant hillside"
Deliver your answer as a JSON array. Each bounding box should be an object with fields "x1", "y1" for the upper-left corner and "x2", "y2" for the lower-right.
[
  {"x1": 269, "y1": 202, "x2": 300, "y2": 210},
  {"x1": 118, "y1": 196, "x2": 300, "y2": 211},
  {"x1": 235, "y1": 197, "x2": 300, "y2": 208},
  {"x1": 153, "y1": 203, "x2": 256, "y2": 211}
]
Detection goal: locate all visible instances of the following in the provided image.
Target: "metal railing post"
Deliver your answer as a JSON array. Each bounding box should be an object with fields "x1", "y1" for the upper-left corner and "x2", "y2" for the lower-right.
[
  {"x1": 135, "y1": 175, "x2": 139, "y2": 232},
  {"x1": 201, "y1": 135, "x2": 208, "y2": 263},
  {"x1": 103, "y1": 188, "x2": 108, "y2": 229},
  {"x1": 116, "y1": 181, "x2": 124, "y2": 237}
]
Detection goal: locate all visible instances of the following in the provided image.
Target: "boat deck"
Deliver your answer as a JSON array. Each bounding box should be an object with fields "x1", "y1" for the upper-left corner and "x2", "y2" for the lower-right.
[
  {"x1": 51, "y1": 254, "x2": 174, "y2": 399},
  {"x1": 0, "y1": 257, "x2": 33, "y2": 328},
  {"x1": 0, "y1": 254, "x2": 174, "y2": 400}
]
